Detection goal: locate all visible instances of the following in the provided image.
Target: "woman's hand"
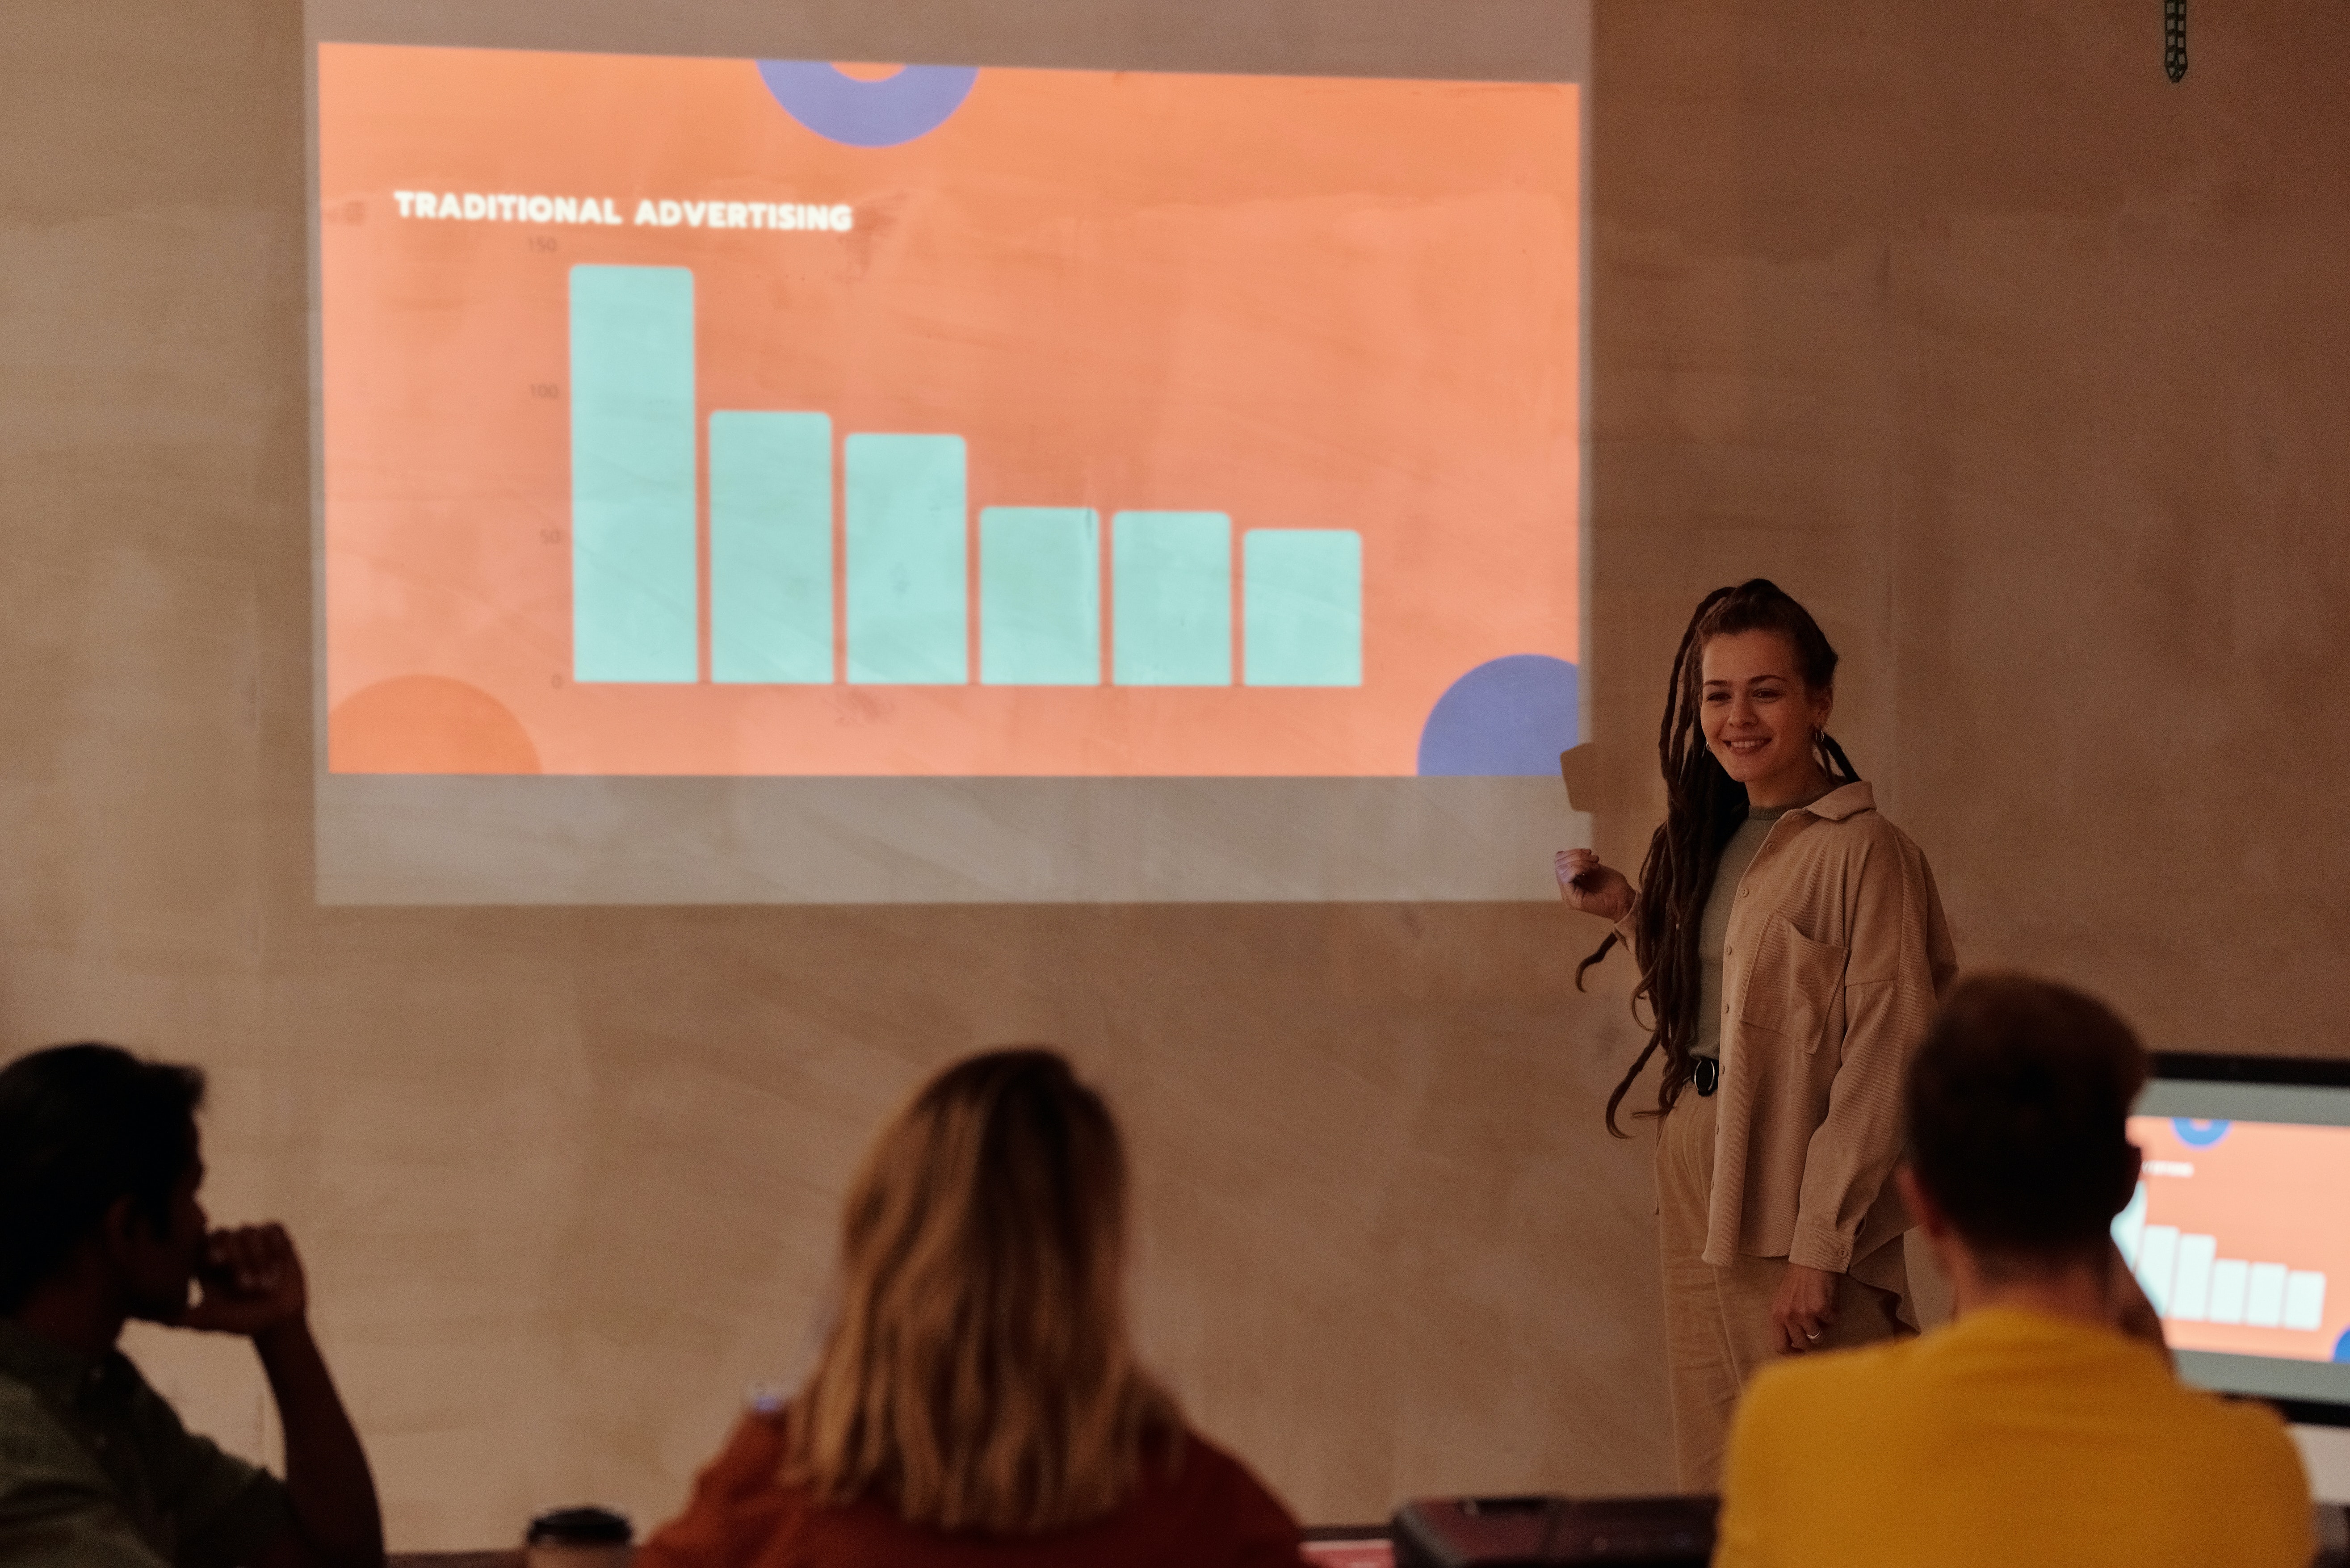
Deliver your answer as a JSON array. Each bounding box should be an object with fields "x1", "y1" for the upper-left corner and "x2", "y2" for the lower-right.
[
  {"x1": 1554, "y1": 849, "x2": 1633, "y2": 922},
  {"x1": 1771, "y1": 1262, "x2": 1839, "y2": 1353}
]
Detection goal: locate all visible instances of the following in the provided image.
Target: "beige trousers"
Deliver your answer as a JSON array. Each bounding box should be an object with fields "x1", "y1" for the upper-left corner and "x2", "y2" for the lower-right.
[{"x1": 1655, "y1": 1088, "x2": 1913, "y2": 1492}]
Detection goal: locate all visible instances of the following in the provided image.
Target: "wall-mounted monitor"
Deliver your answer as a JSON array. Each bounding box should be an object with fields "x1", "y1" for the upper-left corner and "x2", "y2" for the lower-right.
[{"x1": 2122, "y1": 1052, "x2": 2350, "y2": 1425}]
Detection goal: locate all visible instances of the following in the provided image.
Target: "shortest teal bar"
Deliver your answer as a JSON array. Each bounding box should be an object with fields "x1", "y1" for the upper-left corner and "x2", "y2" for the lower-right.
[
  {"x1": 1112, "y1": 512, "x2": 1232, "y2": 687},
  {"x1": 1243, "y1": 529, "x2": 1364, "y2": 687},
  {"x1": 980, "y1": 508, "x2": 1101, "y2": 685}
]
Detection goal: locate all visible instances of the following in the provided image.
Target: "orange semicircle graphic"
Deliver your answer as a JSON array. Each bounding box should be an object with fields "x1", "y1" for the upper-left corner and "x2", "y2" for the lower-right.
[{"x1": 329, "y1": 675, "x2": 541, "y2": 775}]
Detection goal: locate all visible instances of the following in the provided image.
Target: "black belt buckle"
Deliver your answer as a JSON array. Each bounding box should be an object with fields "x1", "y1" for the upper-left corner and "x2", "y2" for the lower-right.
[{"x1": 1693, "y1": 1057, "x2": 1720, "y2": 1097}]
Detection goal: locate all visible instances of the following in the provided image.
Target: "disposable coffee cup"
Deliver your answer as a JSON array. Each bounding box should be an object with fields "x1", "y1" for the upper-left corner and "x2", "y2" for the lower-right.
[{"x1": 525, "y1": 1505, "x2": 633, "y2": 1568}]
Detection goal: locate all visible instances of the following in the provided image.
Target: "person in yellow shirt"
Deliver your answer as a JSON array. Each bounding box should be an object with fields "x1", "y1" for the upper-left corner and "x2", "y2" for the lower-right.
[{"x1": 1714, "y1": 973, "x2": 2312, "y2": 1568}]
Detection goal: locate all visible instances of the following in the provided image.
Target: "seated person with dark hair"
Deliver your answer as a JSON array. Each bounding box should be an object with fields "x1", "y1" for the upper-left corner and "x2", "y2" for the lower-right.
[
  {"x1": 1716, "y1": 973, "x2": 2312, "y2": 1568},
  {"x1": 0, "y1": 1044, "x2": 383, "y2": 1568}
]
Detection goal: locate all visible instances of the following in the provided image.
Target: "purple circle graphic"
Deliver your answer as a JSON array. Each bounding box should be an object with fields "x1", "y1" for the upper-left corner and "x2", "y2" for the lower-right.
[
  {"x1": 756, "y1": 61, "x2": 978, "y2": 148},
  {"x1": 1417, "y1": 655, "x2": 1580, "y2": 777}
]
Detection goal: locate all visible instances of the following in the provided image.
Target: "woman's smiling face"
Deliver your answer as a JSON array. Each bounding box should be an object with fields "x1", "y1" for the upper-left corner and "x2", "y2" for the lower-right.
[{"x1": 1699, "y1": 629, "x2": 1834, "y2": 804}]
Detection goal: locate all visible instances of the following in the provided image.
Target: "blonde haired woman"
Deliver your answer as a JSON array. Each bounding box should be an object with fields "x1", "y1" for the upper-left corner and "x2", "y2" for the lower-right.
[{"x1": 639, "y1": 1049, "x2": 1306, "y2": 1568}]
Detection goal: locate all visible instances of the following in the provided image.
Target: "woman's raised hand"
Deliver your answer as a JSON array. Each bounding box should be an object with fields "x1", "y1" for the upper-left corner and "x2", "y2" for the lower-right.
[{"x1": 1553, "y1": 848, "x2": 1633, "y2": 922}]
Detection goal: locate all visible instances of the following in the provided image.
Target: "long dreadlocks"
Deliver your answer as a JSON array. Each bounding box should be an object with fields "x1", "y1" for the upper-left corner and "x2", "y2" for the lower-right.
[{"x1": 1579, "y1": 579, "x2": 1859, "y2": 1137}]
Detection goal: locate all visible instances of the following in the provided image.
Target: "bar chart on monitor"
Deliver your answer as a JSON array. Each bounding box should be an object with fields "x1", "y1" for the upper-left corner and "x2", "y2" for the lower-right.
[
  {"x1": 2118, "y1": 1115, "x2": 2350, "y2": 1363},
  {"x1": 2116, "y1": 1182, "x2": 2328, "y2": 1329},
  {"x1": 318, "y1": 44, "x2": 1582, "y2": 778}
]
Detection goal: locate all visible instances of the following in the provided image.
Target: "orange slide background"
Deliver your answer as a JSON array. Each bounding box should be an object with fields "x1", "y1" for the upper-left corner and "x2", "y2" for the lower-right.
[
  {"x1": 319, "y1": 45, "x2": 1580, "y2": 775},
  {"x1": 2132, "y1": 1115, "x2": 2350, "y2": 1361}
]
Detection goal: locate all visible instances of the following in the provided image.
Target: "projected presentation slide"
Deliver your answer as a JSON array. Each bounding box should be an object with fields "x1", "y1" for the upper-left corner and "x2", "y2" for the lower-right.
[
  {"x1": 2117, "y1": 1115, "x2": 2350, "y2": 1365},
  {"x1": 318, "y1": 44, "x2": 1580, "y2": 780}
]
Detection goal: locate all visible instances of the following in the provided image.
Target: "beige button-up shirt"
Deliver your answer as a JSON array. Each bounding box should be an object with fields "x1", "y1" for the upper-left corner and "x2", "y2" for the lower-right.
[{"x1": 1624, "y1": 780, "x2": 1957, "y2": 1276}]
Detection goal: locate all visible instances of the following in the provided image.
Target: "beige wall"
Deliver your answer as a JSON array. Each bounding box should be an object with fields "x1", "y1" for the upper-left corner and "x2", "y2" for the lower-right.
[
  {"x1": 5, "y1": 0, "x2": 2346, "y2": 1551},
  {"x1": 1588, "y1": 0, "x2": 2350, "y2": 1052}
]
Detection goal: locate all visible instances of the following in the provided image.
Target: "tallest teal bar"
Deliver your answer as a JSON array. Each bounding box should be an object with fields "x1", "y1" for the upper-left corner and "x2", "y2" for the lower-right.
[{"x1": 570, "y1": 265, "x2": 699, "y2": 683}]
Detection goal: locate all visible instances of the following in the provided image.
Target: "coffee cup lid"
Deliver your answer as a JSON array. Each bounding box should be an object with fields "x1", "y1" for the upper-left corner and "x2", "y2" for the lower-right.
[{"x1": 526, "y1": 1505, "x2": 633, "y2": 1545}]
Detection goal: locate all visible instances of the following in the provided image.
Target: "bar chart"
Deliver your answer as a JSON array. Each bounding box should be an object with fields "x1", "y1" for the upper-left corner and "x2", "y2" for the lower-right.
[
  {"x1": 322, "y1": 45, "x2": 1582, "y2": 779},
  {"x1": 568, "y1": 263, "x2": 1364, "y2": 692},
  {"x1": 2115, "y1": 1180, "x2": 2329, "y2": 1330}
]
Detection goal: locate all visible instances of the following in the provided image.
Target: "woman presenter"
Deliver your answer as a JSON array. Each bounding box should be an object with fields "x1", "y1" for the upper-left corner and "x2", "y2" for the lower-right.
[{"x1": 1555, "y1": 579, "x2": 1956, "y2": 1490}]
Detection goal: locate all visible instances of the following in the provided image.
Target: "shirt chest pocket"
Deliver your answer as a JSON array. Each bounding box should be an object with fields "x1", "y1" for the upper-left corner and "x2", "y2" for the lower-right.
[{"x1": 1737, "y1": 912, "x2": 1849, "y2": 1053}]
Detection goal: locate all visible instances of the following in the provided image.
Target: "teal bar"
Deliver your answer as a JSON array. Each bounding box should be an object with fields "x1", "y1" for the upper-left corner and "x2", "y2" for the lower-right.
[
  {"x1": 845, "y1": 434, "x2": 967, "y2": 684},
  {"x1": 1111, "y1": 512, "x2": 1232, "y2": 686},
  {"x1": 570, "y1": 264, "x2": 698, "y2": 683},
  {"x1": 980, "y1": 509, "x2": 1100, "y2": 686},
  {"x1": 710, "y1": 412, "x2": 833, "y2": 683},
  {"x1": 1243, "y1": 529, "x2": 1364, "y2": 687}
]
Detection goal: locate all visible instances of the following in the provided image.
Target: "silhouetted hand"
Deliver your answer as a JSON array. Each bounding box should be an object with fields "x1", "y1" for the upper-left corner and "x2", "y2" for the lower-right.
[
  {"x1": 182, "y1": 1224, "x2": 309, "y2": 1341},
  {"x1": 1554, "y1": 848, "x2": 1634, "y2": 922}
]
